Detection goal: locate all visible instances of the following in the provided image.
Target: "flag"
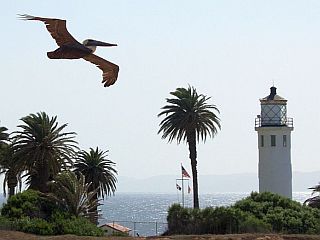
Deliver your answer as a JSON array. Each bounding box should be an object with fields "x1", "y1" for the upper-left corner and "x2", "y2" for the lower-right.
[
  {"x1": 188, "y1": 184, "x2": 191, "y2": 194},
  {"x1": 181, "y1": 165, "x2": 191, "y2": 178},
  {"x1": 176, "y1": 183, "x2": 182, "y2": 191}
]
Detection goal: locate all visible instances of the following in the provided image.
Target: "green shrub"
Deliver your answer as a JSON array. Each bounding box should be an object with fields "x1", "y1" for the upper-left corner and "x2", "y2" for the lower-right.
[
  {"x1": 235, "y1": 192, "x2": 320, "y2": 234},
  {"x1": 239, "y1": 215, "x2": 272, "y2": 233},
  {"x1": 0, "y1": 190, "x2": 103, "y2": 236},
  {"x1": 1, "y1": 190, "x2": 56, "y2": 220},
  {"x1": 3, "y1": 211, "x2": 103, "y2": 236},
  {"x1": 0, "y1": 215, "x2": 13, "y2": 230},
  {"x1": 167, "y1": 204, "x2": 192, "y2": 234},
  {"x1": 51, "y1": 213, "x2": 103, "y2": 236},
  {"x1": 1, "y1": 190, "x2": 39, "y2": 218},
  {"x1": 167, "y1": 204, "x2": 243, "y2": 234},
  {"x1": 111, "y1": 231, "x2": 129, "y2": 237},
  {"x1": 15, "y1": 217, "x2": 54, "y2": 235},
  {"x1": 166, "y1": 192, "x2": 320, "y2": 235}
]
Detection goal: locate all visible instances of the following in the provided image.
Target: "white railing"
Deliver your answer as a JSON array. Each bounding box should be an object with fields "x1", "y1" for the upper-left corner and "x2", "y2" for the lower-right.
[{"x1": 255, "y1": 117, "x2": 293, "y2": 127}]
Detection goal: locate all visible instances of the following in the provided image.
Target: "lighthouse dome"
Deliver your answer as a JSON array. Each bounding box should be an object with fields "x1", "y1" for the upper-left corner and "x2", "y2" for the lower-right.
[
  {"x1": 261, "y1": 86, "x2": 287, "y2": 102},
  {"x1": 260, "y1": 86, "x2": 287, "y2": 126}
]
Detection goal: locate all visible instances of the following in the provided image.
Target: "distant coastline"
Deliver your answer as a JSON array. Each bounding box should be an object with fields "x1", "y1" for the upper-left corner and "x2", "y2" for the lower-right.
[
  {"x1": 0, "y1": 171, "x2": 317, "y2": 196},
  {"x1": 117, "y1": 171, "x2": 320, "y2": 193}
]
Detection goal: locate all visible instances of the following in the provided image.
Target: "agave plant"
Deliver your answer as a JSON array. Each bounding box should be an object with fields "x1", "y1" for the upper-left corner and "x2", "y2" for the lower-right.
[
  {"x1": 304, "y1": 183, "x2": 320, "y2": 208},
  {"x1": 47, "y1": 170, "x2": 100, "y2": 222}
]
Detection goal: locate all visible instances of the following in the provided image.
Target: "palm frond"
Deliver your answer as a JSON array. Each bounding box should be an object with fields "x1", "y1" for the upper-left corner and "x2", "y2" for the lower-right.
[
  {"x1": 10, "y1": 112, "x2": 79, "y2": 192},
  {"x1": 74, "y1": 147, "x2": 117, "y2": 199},
  {"x1": 0, "y1": 126, "x2": 9, "y2": 144},
  {"x1": 158, "y1": 86, "x2": 221, "y2": 144}
]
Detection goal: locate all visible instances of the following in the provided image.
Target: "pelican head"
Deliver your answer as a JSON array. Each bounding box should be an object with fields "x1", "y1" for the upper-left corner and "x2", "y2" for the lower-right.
[{"x1": 83, "y1": 39, "x2": 117, "y2": 53}]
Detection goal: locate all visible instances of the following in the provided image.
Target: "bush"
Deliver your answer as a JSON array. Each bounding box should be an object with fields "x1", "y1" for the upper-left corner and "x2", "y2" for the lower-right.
[
  {"x1": 0, "y1": 216, "x2": 14, "y2": 230},
  {"x1": 239, "y1": 215, "x2": 272, "y2": 233},
  {"x1": 167, "y1": 204, "x2": 192, "y2": 234},
  {"x1": 1, "y1": 190, "x2": 56, "y2": 220},
  {"x1": 0, "y1": 190, "x2": 103, "y2": 236},
  {"x1": 166, "y1": 192, "x2": 320, "y2": 235},
  {"x1": 235, "y1": 192, "x2": 320, "y2": 234},
  {"x1": 52, "y1": 213, "x2": 104, "y2": 236},
  {"x1": 111, "y1": 231, "x2": 129, "y2": 237},
  {"x1": 0, "y1": 210, "x2": 103, "y2": 236},
  {"x1": 15, "y1": 217, "x2": 54, "y2": 235},
  {"x1": 1, "y1": 190, "x2": 39, "y2": 218},
  {"x1": 167, "y1": 204, "x2": 244, "y2": 234}
]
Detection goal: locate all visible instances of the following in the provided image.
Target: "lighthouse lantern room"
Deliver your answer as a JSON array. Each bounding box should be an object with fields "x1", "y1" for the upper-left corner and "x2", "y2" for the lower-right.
[{"x1": 255, "y1": 86, "x2": 293, "y2": 199}]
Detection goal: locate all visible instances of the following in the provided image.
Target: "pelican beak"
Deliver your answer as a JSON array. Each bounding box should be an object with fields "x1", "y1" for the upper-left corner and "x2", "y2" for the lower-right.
[{"x1": 89, "y1": 40, "x2": 117, "y2": 47}]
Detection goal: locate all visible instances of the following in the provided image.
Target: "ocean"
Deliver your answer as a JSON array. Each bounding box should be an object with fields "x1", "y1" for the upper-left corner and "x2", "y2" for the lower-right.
[
  {"x1": 100, "y1": 192, "x2": 311, "y2": 237},
  {"x1": 0, "y1": 192, "x2": 312, "y2": 236}
]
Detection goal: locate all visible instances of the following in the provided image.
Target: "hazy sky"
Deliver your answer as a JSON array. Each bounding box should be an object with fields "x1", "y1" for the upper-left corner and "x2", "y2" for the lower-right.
[{"x1": 1, "y1": 1, "x2": 320, "y2": 181}]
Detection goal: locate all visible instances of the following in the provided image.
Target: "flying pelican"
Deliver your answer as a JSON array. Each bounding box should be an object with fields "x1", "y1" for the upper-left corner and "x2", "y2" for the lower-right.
[{"x1": 19, "y1": 14, "x2": 119, "y2": 87}]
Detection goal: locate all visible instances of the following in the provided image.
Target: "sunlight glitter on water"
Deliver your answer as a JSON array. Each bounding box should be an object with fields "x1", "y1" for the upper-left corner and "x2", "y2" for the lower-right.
[{"x1": 100, "y1": 192, "x2": 312, "y2": 236}]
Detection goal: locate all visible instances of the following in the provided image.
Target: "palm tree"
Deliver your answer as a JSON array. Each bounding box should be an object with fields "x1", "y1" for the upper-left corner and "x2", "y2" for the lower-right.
[
  {"x1": 0, "y1": 126, "x2": 9, "y2": 162},
  {"x1": 47, "y1": 170, "x2": 100, "y2": 220},
  {"x1": 158, "y1": 86, "x2": 221, "y2": 208},
  {"x1": 74, "y1": 147, "x2": 117, "y2": 224},
  {"x1": 304, "y1": 183, "x2": 320, "y2": 208},
  {"x1": 11, "y1": 112, "x2": 78, "y2": 193},
  {"x1": 74, "y1": 147, "x2": 117, "y2": 201},
  {"x1": 0, "y1": 145, "x2": 23, "y2": 197},
  {"x1": 0, "y1": 127, "x2": 21, "y2": 197}
]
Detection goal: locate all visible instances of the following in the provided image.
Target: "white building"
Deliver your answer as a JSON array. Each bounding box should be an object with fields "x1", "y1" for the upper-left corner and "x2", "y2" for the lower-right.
[
  {"x1": 100, "y1": 222, "x2": 131, "y2": 236},
  {"x1": 255, "y1": 86, "x2": 293, "y2": 199}
]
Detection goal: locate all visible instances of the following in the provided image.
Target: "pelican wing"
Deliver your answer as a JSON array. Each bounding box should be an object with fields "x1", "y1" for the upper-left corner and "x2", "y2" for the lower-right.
[
  {"x1": 83, "y1": 54, "x2": 119, "y2": 87},
  {"x1": 19, "y1": 14, "x2": 79, "y2": 46}
]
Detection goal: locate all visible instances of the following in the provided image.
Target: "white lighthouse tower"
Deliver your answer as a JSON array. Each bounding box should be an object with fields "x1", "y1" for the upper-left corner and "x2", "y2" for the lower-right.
[{"x1": 255, "y1": 86, "x2": 293, "y2": 199}]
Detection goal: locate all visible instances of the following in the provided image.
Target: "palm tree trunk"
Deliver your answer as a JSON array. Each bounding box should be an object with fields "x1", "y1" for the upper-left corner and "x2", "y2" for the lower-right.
[
  {"x1": 92, "y1": 193, "x2": 99, "y2": 225},
  {"x1": 9, "y1": 186, "x2": 15, "y2": 197},
  {"x1": 187, "y1": 131, "x2": 199, "y2": 209},
  {"x1": 88, "y1": 185, "x2": 99, "y2": 225},
  {"x1": 8, "y1": 169, "x2": 18, "y2": 198},
  {"x1": 30, "y1": 163, "x2": 50, "y2": 193}
]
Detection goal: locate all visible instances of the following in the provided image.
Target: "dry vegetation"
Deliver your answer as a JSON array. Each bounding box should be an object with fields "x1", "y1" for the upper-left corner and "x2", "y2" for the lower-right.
[
  {"x1": 148, "y1": 234, "x2": 320, "y2": 240},
  {"x1": 0, "y1": 230, "x2": 135, "y2": 240},
  {"x1": 1, "y1": 231, "x2": 320, "y2": 240}
]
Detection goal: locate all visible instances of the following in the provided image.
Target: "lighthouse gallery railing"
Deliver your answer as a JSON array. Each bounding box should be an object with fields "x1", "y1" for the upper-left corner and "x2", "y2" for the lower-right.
[{"x1": 255, "y1": 117, "x2": 293, "y2": 127}]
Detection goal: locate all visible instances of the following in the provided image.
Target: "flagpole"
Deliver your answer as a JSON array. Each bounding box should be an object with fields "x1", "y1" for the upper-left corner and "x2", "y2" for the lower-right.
[
  {"x1": 176, "y1": 180, "x2": 180, "y2": 203},
  {"x1": 181, "y1": 163, "x2": 184, "y2": 207}
]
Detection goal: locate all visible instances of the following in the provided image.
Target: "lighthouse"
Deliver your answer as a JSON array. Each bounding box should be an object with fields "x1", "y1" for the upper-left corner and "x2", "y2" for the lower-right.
[{"x1": 255, "y1": 86, "x2": 293, "y2": 199}]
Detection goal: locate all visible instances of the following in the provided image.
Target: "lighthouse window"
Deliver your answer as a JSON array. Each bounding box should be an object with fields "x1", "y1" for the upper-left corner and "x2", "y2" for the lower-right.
[
  {"x1": 283, "y1": 135, "x2": 287, "y2": 147},
  {"x1": 261, "y1": 135, "x2": 264, "y2": 147},
  {"x1": 271, "y1": 135, "x2": 276, "y2": 147}
]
